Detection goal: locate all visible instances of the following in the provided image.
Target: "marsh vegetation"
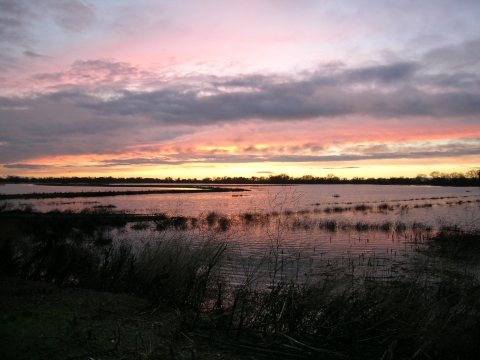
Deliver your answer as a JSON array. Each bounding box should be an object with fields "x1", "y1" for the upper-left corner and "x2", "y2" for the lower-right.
[{"x1": 2, "y1": 192, "x2": 480, "y2": 359}]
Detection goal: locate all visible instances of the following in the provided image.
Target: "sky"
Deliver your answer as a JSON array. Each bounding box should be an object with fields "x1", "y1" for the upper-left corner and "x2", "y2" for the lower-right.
[{"x1": 1, "y1": 0, "x2": 480, "y2": 179}]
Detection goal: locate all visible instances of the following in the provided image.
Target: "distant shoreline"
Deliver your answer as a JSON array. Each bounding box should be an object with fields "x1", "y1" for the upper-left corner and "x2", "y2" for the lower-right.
[{"x1": 2, "y1": 171, "x2": 479, "y2": 187}]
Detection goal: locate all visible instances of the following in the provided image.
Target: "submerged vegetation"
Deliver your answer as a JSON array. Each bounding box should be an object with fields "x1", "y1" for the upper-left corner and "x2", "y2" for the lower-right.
[{"x1": 2, "y1": 201, "x2": 480, "y2": 359}]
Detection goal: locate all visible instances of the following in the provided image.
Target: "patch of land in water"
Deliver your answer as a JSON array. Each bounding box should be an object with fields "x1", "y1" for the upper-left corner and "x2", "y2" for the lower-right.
[{"x1": 0, "y1": 186, "x2": 249, "y2": 200}]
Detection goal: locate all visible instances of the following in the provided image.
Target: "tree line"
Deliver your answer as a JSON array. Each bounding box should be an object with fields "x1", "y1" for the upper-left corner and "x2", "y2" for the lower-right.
[{"x1": 2, "y1": 170, "x2": 479, "y2": 187}]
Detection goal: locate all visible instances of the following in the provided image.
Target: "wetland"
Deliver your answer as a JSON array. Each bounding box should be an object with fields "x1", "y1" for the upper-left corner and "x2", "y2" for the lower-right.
[{"x1": 1, "y1": 183, "x2": 480, "y2": 359}]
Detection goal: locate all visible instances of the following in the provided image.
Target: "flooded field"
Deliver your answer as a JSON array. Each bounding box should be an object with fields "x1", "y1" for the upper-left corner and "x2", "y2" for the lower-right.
[
  {"x1": 3, "y1": 184, "x2": 480, "y2": 358},
  {"x1": 2, "y1": 183, "x2": 480, "y2": 284},
  {"x1": 3, "y1": 183, "x2": 480, "y2": 220}
]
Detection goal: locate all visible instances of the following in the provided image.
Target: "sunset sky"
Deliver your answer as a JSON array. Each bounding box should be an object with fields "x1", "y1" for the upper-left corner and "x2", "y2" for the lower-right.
[{"x1": 1, "y1": 0, "x2": 480, "y2": 179}]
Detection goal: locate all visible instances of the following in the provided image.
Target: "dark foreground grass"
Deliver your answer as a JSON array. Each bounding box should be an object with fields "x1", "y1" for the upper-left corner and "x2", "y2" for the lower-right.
[
  {"x1": 1, "y1": 209, "x2": 480, "y2": 359},
  {"x1": 0, "y1": 277, "x2": 245, "y2": 360}
]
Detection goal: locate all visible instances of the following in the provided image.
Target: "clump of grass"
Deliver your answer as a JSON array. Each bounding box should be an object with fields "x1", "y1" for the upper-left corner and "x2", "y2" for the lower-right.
[
  {"x1": 218, "y1": 216, "x2": 231, "y2": 231},
  {"x1": 354, "y1": 204, "x2": 372, "y2": 212},
  {"x1": 399, "y1": 204, "x2": 410, "y2": 214},
  {"x1": 430, "y1": 227, "x2": 480, "y2": 258},
  {"x1": 321, "y1": 220, "x2": 338, "y2": 232},
  {"x1": 154, "y1": 215, "x2": 192, "y2": 231},
  {"x1": 131, "y1": 222, "x2": 150, "y2": 231},
  {"x1": 395, "y1": 221, "x2": 407, "y2": 232},
  {"x1": 380, "y1": 220, "x2": 393, "y2": 231},
  {"x1": 240, "y1": 212, "x2": 269, "y2": 226},
  {"x1": 102, "y1": 238, "x2": 228, "y2": 310},
  {"x1": 206, "y1": 211, "x2": 218, "y2": 227},
  {"x1": 378, "y1": 203, "x2": 391, "y2": 211},
  {"x1": 355, "y1": 221, "x2": 369, "y2": 231},
  {"x1": 242, "y1": 212, "x2": 255, "y2": 223},
  {"x1": 412, "y1": 221, "x2": 432, "y2": 231},
  {"x1": 297, "y1": 209, "x2": 311, "y2": 215},
  {"x1": 414, "y1": 203, "x2": 433, "y2": 208},
  {"x1": 172, "y1": 216, "x2": 189, "y2": 230}
]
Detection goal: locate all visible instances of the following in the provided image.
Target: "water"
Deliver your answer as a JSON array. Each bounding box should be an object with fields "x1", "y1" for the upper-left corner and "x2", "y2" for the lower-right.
[
  {"x1": 3, "y1": 183, "x2": 480, "y2": 232},
  {"x1": 2, "y1": 183, "x2": 479, "y2": 215},
  {"x1": 3, "y1": 183, "x2": 479, "y2": 283}
]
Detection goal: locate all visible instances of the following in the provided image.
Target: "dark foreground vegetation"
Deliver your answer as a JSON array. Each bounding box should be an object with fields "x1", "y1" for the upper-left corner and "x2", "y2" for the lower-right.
[
  {"x1": 2, "y1": 206, "x2": 480, "y2": 359},
  {"x1": 2, "y1": 168, "x2": 480, "y2": 187}
]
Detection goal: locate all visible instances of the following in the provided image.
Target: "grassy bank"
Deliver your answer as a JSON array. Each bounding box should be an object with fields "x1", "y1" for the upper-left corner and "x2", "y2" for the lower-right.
[{"x1": 1, "y1": 208, "x2": 480, "y2": 359}]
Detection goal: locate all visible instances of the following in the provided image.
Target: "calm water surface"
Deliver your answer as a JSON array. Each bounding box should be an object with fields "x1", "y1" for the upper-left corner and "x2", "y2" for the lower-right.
[
  {"x1": 2, "y1": 183, "x2": 479, "y2": 214},
  {"x1": 3, "y1": 183, "x2": 480, "y2": 228},
  {"x1": 3, "y1": 183, "x2": 479, "y2": 282}
]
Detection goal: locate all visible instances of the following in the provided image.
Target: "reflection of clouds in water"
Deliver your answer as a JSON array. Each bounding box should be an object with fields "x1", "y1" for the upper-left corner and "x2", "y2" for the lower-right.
[{"x1": 2, "y1": 184, "x2": 479, "y2": 227}]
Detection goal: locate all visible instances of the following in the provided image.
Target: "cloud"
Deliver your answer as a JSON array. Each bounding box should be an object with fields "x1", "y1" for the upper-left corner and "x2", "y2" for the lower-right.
[
  {"x1": 3, "y1": 164, "x2": 50, "y2": 169},
  {"x1": 424, "y1": 39, "x2": 480, "y2": 71},
  {"x1": 23, "y1": 50, "x2": 46, "y2": 58},
  {"x1": 0, "y1": 1, "x2": 35, "y2": 43},
  {"x1": 342, "y1": 62, "x2": 418, "y2": 85},
  {"x1": 50, "y1": 0, "x2": 96, "y2": 33},
  {"x1": 79, "y1": 139, "x2": 480, "y2": 167},
  {"x1": 2, "y1": 48, "x2": 480, "y2": 167},
  {"x1": 423, "y1": 72, "x2": 480, "y2": 91},
  {"x1": 319, "y1": 167, "x2": 361, "y2": 170},
  {"x1": 78, "y1": 78, "x2": 480, "y2": 124},
  {"x1": 32, "y1": 59, "x2": 142, "y2": 86},
  {"x1": 19, "y1": 56, "x2": 476, "y2": 125},
  {"x1": 0, "y1": 1, "x2": 96, "y2": 47}
]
